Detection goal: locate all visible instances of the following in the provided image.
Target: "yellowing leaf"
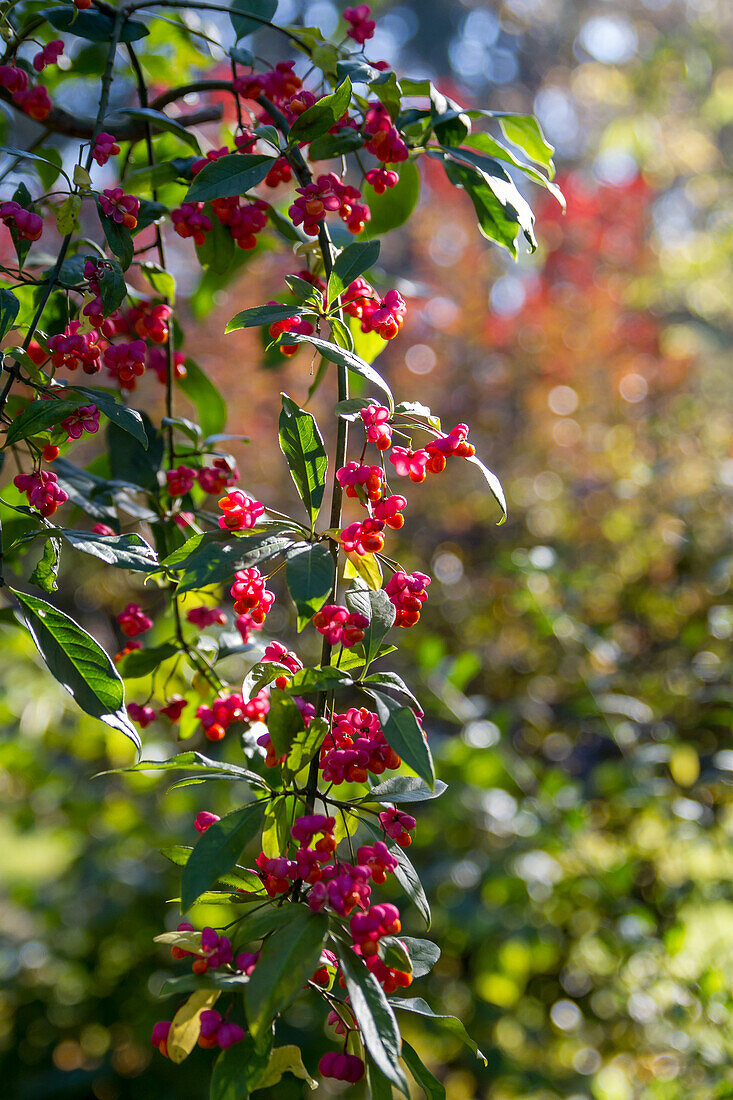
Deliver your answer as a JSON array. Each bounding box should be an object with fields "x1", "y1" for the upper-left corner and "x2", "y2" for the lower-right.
[
  {"x1": 56, "y1": 193, "x2": 82, "y2": 234},
  {"x1": 73, "y1": 164, "x2": 92, "y2": 192},
  {"x1": 344, "y1": 551, "x2": 382, "y2": 590},
  {"x1": 253, "y1": 1045, "x2": 318, "y2": 1091},
  {"x1": 153, "y1": 930, "x2": 202, "y2": 952},
  {"x1": 167, "y1": 988, "x2": 220, "y2": 1064}
]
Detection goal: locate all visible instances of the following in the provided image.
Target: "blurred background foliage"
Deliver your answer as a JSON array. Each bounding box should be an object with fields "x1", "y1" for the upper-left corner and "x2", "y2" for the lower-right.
[{"x1": 2, "y1": 0, "x2": 733, "y2": 1098}]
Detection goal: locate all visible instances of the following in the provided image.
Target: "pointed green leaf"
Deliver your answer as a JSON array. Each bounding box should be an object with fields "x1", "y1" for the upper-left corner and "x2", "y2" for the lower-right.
[
  {"x1": 497, "y1": 113, "x2": 555, "y2": 175},
  {"x1": 181, "y1": 801, "x2": 266, "y2": 911},
  {"x1": 266, "y1": 689, "x2": 305, "y2": 757},
  {"x1": 226, "y1": 303, "x2": 305, "y2": 332},
  {"x1": 114, "y1": 107, "x2": 201, "y2": 152},
  {"x1": 275, "y1": 334, "x2": 393, "y2": 411},
  {"x1": 11, "y1": 588, "x2": 139, "y2": 749},
  {"x1": 358, "y1": 775, "x2": 447, "y2": 804},
  {"x1": 185, "y1": 154, "x2": 275, "y2": 203},
  {"x1": 289, "y1": 78, "x2": 352, "y2": 144},
  {"x1": 210, "y1": 1031, "x2": 273, "y2": 1100},
  {"x1": 334, "y1": 939, "x2": 409, "y2": 1095},
  {"x1": 389, "y1": 997, "x2": 487, "y2": 1064},
  {"x1": 245, "y1": 909, "x2": 327, "y2": 1038},
  {"x1": 230, "y1": 0, "x2": 277, "y2": 39},
  {"x1": 361, "y1": 160, "x2": 420, "y2": 239},
  {"x1": 0, "y1": 288, "x2": 20, "y2": 340},
  {"x1": 327, "y1": 240, "x2": 380, "y2": 304},
  {"x1": 346, "y1": 587, "x2": 396, "y2": 667},
  {"x1": 285, "y1": 542, "x2": 333, "y2": 626},
  {"x1": 402, "y1": 1041, "x2": 446, "y2": 1099},
  {"x1": 369, "y1": 692, "x2": 435, "y2": 789},
  {"x1": 278, "y1": 395, "x2": 328, "y2": 525},
  {"x1": 29, "y1": 537, "x2": 60, "y2": 593},
  {"x1": 178, "y1": 358, "x2": 227, "y2": 437}
]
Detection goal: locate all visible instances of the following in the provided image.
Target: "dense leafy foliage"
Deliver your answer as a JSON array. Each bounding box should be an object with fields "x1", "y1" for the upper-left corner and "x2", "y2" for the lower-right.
[{"x1": 0, "y1": 0, "x2": 557, "y2": 1096}]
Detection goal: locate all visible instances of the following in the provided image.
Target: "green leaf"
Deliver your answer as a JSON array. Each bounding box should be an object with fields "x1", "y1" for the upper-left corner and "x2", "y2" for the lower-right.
[
  {"x1": 11, "y1": 588, "x2": 139, "y2": 750},
  {"x1": 96, "y1": 203, "x2": 134, "y2": 270},
  {"x1": 358, "y1": 775, "x2": 447, "y2": 804},
  {"x1": 175, "y1": 534, "x2": 293, "y2": 593},
  {"x1": 399, "y1": 937, "x2": 440, "y2": 978},
  {"x1": 96, "y1": 257, "x2": 127, "y2": 315},
  {"x1": 226, "y1": 303, "x2": 304, "y2": 332},
  {"x1": 162, "y1": 973, "x2": 253, "y2": 995},
  {"x1": 242, "y1": 660, "x2": 287, "y2": 700},
  {"x1": 210, "y1": 1032, "x2": 273, "y2": 1100},
  {"x1": 369, "y1": 692, "x2": 435, "y2": 789},
  {"x1": 266, "y1": 690, "x2": 305, "y2": 757},
  {"x1": 346, "y1": 587, "x2": 396, "y2": 667},
  {"x1": 230, "y1": 0, "x2": 277, "y2": 39},
  {"x1": 335, "y1": 643, "x2": 396, "y2": 672},
  {"x1": 107, "y1": 413, "x2": 162, "y2": 491},
  {"x1": 366, "y1": 1060, "x2": 395, "y2": 1100},
  {"x1": 285, "y1": 542, "x2": 333, "y2": 627},
  {"x1": 116, "y1": 642, "x2": 180, "y2": 678},
  {"x1": 23, "y1": 529, "x2": 157, "y2": 574},
  {"x1": 181, "y1": 802, "x2": 266, "y2": 911},
  {"x1": 0, "y1": 288, "x2": 20, "y2": 340},
  {"x1": 5, "y1": 398, "x2": 85, "y2": 447},
  {"x1": 252, "y1": 1045, "x2": 318, "y2": 1092},
  {"x1": 140, "y1": 261, "x2": 176, "y2": 300},
  {"x1": 402, "y1": 1041, "x2": 446, "y2": 1100},
  {"x1": 334, "y1": 940, "x2": 409, "y2": 1095},
  {"x1": 260, "y1": 796, "x2": 293, "y2": 858},
  {"x1": 66, "y1": 387, "x2": 148, "y2": 448},
  {"x1": 443, "y1": 153, "x2": 536, "y2": 257},
  {"x1": 277, "y1": 334, "x2": 393, "y2": 410},
  {"x1": 289, "y1": 79, "x2": 352, "y2": 144},
  {"x1": 380, "y1": 935, "x2": 412, "y2": 975},
  {"x1": 278, "y1": 395, "x2": 328, "y2": 526},
  {"x1": 392, "y1": 845, "x2": 431, "y2": 927},
  {"x1": 51, "y1": 459, "x2": 118, "y2": 523},
  {"x1": 245, "y1": 909, "x2": 327, "y2": 1039},
  {"x1": 497, "y1": 113, "x2": 555, "y2": 176},
  {"x1": 285, "y1": 665, "x2": 353, "y2": 695},
  {"x1": 195, "y1": 208, "x2": 235, "y2": 275},
  {"x1": 361, "y1": 160, "x2": 420, "y2": 239},
  {"x1": 327, "y1": 240, "x2": 380, "y2": 304},
  {"x1": 29, "y1": 537, "x2": 60, "y2": 593},
  {"x1": 373, "y1": 71, "x2": 402, "y2": 121},
  {"x1": 308, "y1": 127, "x2": 365, "y2": 160},
  {"x1": 364, "y1": 820, "x2": 430, "y2": 926},
  {"x1": 464, "y1": 132, "x2": 564, "y2": 206},
  {"x1": 362, "y1": 670, "x2": 420, "y2": 710},
  {"x1": 237, "y1": 903, "x2": 304, "y2": 944},
  {"x1": 466, "y1": 453, "x2": 507, "y2": 523},
  {"x1": 388, "y1": 998, "x2": 487, "y2": 1064},
  {"x1": 185, "y1": 154, "x2": 275, "y2": 203},
  {"x1": 114, "y1": 107, "x2": 201, "y2": 152},
  {"x1": 40, "y1": 6, "x2": 149, "y2": 40},
  {"x1": 133, "y1": 198, "x2": 168, "y2": 234},
  {"x1": 336, "y1": 57, "x2": 383, "y2": 83},
  {"x1": 179, "y1": 359, "x2": 227, "y2": 437},
  {"x1": 283, "y1": 716, "x2": 327, "y2": 781},
  {"x1": 113, "y1": 751, "x2": 269, "y2": 788}
]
